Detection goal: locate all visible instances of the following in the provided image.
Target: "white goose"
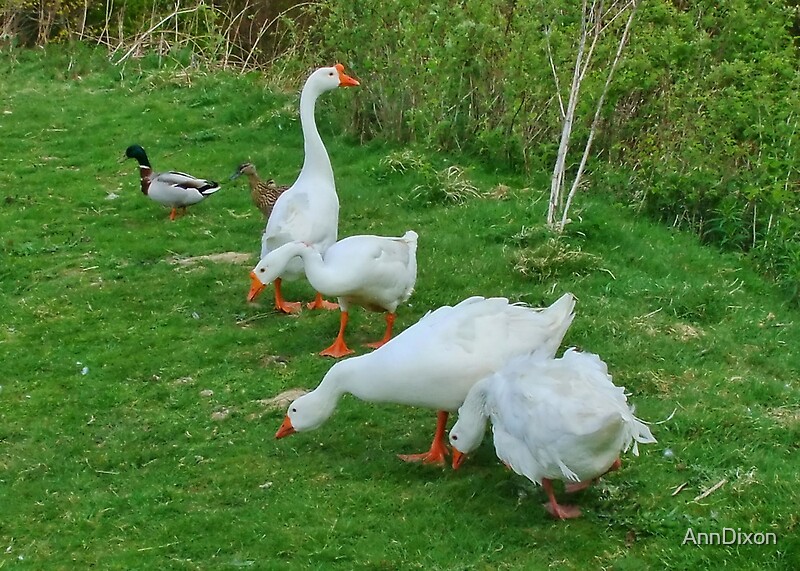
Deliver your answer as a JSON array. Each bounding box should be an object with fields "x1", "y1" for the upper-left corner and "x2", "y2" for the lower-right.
[
  {"x1": 449, "y1": 348, "x2": 656, "y2": 519},
  {"x1": 259, "y1": 64, "x2": 360, "y2": 313},
  {"x1": 275, "y1": 293, "x2": 576, "y2": 465},
  {"x1": 123, "y1": 144, "x2": 220, "y2": 220},
  {"x1": 249, "y1": 231, "x2": 418, "y2": 358}
]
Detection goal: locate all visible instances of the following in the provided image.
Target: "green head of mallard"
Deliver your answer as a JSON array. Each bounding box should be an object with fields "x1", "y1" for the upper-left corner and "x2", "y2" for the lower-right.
[{"x1": 124, "y1": 144, "x2": 151, "y2": 167}]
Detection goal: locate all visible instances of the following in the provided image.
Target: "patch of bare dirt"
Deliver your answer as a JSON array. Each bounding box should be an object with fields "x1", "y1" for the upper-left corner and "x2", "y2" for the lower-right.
[
  {"x1": 248, "y1": 388, "x2": 308, "y2": 421},
  {"x1": 258, "y1": 388, "x2": 308, "y2": 411},
  {"x1": 667, "y1": 323, "x2": 703, "y2": 340},
  {"x1": 767, "y1": 406, "x2": 800, "y2": 426},
  {"x1": 170, "y1": 251, "x2": 253, "y2": 266}
]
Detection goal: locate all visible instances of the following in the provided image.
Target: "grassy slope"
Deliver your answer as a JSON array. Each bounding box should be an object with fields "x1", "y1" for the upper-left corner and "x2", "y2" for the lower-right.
[{"x1": 0, "y1": 48, "x2": 798, "y2": 570}]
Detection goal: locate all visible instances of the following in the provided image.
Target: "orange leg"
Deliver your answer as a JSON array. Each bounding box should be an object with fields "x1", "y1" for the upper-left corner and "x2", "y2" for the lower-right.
[
  {"x1": 542, "y1": 478, "x2": 582, "y2": 519},
  {"x1": 398, "y1": 411, "x2": 449, "y2": 465},
  {"x1": 565, "y1": 457, "x2": 621, "y2": 493},
  {"x1": 564, "y1": 479, "x2": 593, "y2": 493},
  {"x1": 273, "y1": 278, "x2": 301, "y2": 314},
  {"x1": 320, "y1": 311, "x2": 355, "y2": 358},
  {"x1": 169, "y1": 207, "x2": 178, "y2": 221},
  {"x1": 365, "y1": 312, "x2": 395, "y2": 349},
  {"x1": 307, "y1": 292, "x2": 339, "y2": 311}
]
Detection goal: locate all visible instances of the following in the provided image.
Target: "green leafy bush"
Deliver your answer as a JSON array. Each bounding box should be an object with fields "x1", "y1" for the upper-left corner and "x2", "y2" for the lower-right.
[{"x1": 603, "y1": 0, "x2": 800, "y2": 296}]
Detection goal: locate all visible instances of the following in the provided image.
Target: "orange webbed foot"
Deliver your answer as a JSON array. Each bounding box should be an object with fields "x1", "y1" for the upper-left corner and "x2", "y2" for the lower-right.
[
  {"x1": 398, "y1": 411, "x2": 449, "y2": 466},
  {"x1": 273, "y1": 278, "x2": 301, "y2": 313},
  {"x1": 319, "y1": 338, "x2": 354, "y2": 358},
  {"x1": 366, "y1": 313, "x2": 394, "y2": 350},
  {"x1": 307, "y1": 293, "x2": 339, "y2": 311},
  {"x1": 276, "y1": 300, "x2": 302, "y2": 314},
  {"x1": 364, "y1": 338, "x2": 390, "y2": 350},
  {"x1": 543, "y1": 502, "x2": 582, "y2": 520},
  {"x1": 397, "y1": 449, "x2": 448, "y2": 466},
  {"x1": 542, "y1": 477, "x2": 582, "y2": 519}
]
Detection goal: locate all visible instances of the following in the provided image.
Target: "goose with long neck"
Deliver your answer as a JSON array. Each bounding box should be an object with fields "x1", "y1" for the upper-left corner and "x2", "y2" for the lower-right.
[
  {"x1": 258, "y1": 64, "x2": 359, "y2": 313},
  {"x1": 248, "y1": 231, "x2": 418, "y2": 357},
  {"x1": 448, "y1": 348, "x2": 656, "y2": 519},
  {"x1": 274, "y1": 293, "x2": 576, "y2": 465}
]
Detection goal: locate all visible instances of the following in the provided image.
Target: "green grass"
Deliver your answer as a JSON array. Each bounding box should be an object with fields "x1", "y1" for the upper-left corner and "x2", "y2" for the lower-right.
[{"x1": 1, "y1": 46, "x2": 799, "y2": 570}]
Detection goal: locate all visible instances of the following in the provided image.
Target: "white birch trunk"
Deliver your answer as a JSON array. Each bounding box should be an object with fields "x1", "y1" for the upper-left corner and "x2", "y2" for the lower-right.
[
  {"x1": 560, "y1": 2, "x2": 638, "y2": 230},
  {"x1": 546, "y1": 0, "x2": 639, "y2": 232}
]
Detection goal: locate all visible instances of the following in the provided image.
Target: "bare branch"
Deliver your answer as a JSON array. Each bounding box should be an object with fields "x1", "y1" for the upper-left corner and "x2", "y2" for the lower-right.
[
  {"x1": 560, "y1": 0, "x2": 638, "y2": 230},
  {"x1": 548, "y1": 0, "x2": 590, "y2": 227},
  {"x1": 544, "y1": 25, "x2": 565, "y2": 119},
  {"x1": 113, "y1": 5, "x2": 205, "y2": 65},
  {"x1": 601, "y1": 0, "x2": 637, "y2": 32},
  {"x1": 241, "y1": 1, "x2": 315, "y2": 72}
]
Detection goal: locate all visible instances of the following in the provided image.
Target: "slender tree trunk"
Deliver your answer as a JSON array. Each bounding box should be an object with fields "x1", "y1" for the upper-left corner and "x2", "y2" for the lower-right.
[
  {"x1": 545, "y1": 0, "x2": 639, "y2": 232},
  {"x1": 561, "y1": 2, "x2": 638, "y2": 230}
]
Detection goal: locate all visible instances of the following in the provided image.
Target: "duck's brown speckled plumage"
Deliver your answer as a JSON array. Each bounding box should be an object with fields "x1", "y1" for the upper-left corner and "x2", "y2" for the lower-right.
[{"x1": 230, "y1": 162, "x2": 289, "y2": 218}]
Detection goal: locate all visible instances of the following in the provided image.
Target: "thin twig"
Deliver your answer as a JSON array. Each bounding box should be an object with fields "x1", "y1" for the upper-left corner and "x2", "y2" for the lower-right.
[
  {"x1": 137, "y1": 541, "x2": 180, "y2": 552},
  {"x1": 560, "y1": 0, "x2": 638, "y2": 230},
  {"x1": 547, "y1": 0, "x2": 590, "y2": 228},
  {"x1": 693, "y1": 478, "x2": 727, "y2": 502},
  {"x1": 672, "y1": 482, "x2": 688, "y2": 496},
  {"x1": 543, "y1": 26, "x2": 565, "y2": 119},
  {"x1": 638, "y1": 307, "x2": 663, "y2": 319}
]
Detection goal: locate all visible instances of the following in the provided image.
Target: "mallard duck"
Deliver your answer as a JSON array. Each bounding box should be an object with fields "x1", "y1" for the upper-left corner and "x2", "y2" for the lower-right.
[
  {"x1": 229, "y1": 162, "x2": 289, "y2": 218},
  {"x1": 248, "y1": 231, "x2": 418, "y2": 358},
  {"x1": 258, "y1": 64, "x2": 359, "y2": 313},
  {"x1": 449, "y1": 348, "x2": 657, "y2": 519},
  {"x1": 275, "y1": 293, "x2": 576, "y2": 465},
  {"x1": 123, "y1": 144, "x2": 220, "y2": 220}
]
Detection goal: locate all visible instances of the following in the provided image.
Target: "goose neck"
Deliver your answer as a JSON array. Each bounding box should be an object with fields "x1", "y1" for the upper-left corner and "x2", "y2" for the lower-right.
[
  {"x1": 456, "y1": 379, "x2": 492, "y2": 451},
  {"x1": 294, "y1": 246, "x2": 341, "y2": 292},
  {"x1": 314, "y1": 360, "x2": 354, "y2": 403},
  {"x1": 298, "y1": 84, "x2": 334, "y2": 185}
]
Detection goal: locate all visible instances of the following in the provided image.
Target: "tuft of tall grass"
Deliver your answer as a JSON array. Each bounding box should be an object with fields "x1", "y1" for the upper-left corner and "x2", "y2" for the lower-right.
[
  {"x1": 378, "y1": 149, "x2": 479, "y2": 205},
  {"x1": 512, "y1": 237, "x2": 600, "y2": 283}
]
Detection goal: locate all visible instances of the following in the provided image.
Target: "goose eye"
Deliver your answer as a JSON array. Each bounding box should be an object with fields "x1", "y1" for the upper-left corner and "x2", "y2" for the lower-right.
[
  {"x1": 291, "y1": 407, "x2": 297, "y2": 413},
  {"x1": 451, "y1": 434, "x2": 458, "y2": 441},
  {"x1": 259, "y1": 268, "x2": 265, "y2": 273},
  {"x1": 329, "y1": 72, "x2": 334, "y2": 76}
]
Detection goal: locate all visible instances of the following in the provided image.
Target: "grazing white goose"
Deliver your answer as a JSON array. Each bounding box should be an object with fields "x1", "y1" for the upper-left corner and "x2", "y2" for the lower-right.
[
  {"x1": 248, "y1": 231, "x2": 418, "y2": 358},
  {"x1": 123, "y1": 144, "x2": 220, "y2": 220},
  {"x1": 449, "y1": 348, "x2": 656, "y2": 519},
  {"x1": 258, "y1": 64, "x2": 360, "y2": 313},
  {"x1": 275, "y1": 293, "x2": 576, "y2": 465}
]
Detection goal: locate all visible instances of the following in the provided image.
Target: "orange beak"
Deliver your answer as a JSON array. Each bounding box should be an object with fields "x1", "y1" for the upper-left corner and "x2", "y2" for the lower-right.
[
  {"x1": 247, "y1": 271, "x2": 266, "y2": 302},
  {"x1": 452, "y1": 448, "x2": 466, "y2": 470},
  {"x1": 275, "y1": 415, "x2": 296, "y2": 439},
  {"x1": 335, "y1": 63, "x2": 360, "y2": 87}
]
